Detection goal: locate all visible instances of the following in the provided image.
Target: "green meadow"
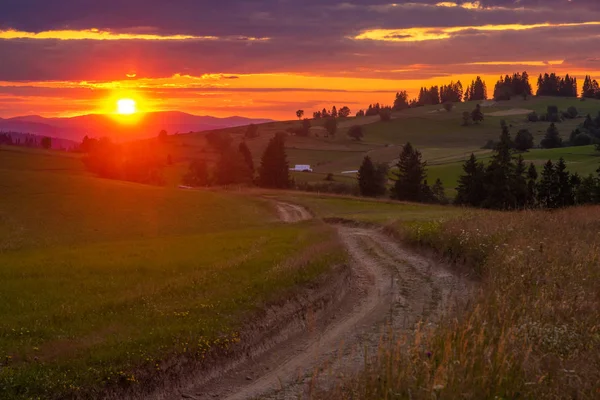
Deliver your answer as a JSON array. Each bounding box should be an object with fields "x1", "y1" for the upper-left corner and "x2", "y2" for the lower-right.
[
  {"x1": 159, "y1": 96, "x2": 600, "y2": 192},
  {"x1": 0, "y1": 146, "x2": 345, "y2": 398}
]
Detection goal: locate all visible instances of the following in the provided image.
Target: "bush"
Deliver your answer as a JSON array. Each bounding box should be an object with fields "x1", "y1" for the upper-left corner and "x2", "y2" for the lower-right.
[
  {"x1": 379, "y1": 108, "x2": 392, "y2": 122},
  {"x1": 295, "y1": 181, "x2": 359, "y2": 196},
  {"x1": 527, "y1": 111, "x2": 539, "y2": 122},
  {"x1": 443, "y1": 102, "x2": 454, "y2": 112},
  {"x1": 573, "y1": 133, "x2": 592, "y2": 146},
  {"x1": 566, "y1": 106, "x2": 578, "y2": 119},
  {"x1": 347, "y1": 125, "x2": 364, "y2": 141}
]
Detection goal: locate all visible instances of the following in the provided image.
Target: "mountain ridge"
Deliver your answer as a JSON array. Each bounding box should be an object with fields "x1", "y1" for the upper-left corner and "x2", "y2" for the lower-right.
[{"x1": 0, "y1": 111, "x2": 274, "y2": 143}]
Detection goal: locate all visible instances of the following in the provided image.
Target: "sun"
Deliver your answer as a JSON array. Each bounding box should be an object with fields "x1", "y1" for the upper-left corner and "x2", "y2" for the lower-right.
[{"x1": 117, "y1": 98, "x2": 137, "y2": 115}]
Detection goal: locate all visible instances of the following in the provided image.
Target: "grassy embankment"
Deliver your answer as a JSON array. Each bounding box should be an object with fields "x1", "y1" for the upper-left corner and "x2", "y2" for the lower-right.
[
  {"x1": 284, "y1": 193, "x2": 599, "y2": 399},
  {"x1": 0, "y1": 146, "x2": 345, "y2": 399}
]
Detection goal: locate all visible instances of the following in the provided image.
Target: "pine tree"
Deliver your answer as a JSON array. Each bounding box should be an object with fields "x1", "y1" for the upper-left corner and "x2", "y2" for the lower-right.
[
  {"x1": 513, "y1": 155, "x2": 528, "y2": 208},
  {"x1": 471, "y1": 104, "x2": 484, "y2": 124},
  {"x1": 482, "y1": 126, "x2": 516, "y2": 209},
  {"x1": 238, "y1": 141, "x2": 254, "y2": 178},
  {"x1": 390, "y1": 142, "x2": 427, "y2": 202},
  {"x1": 526, "y1": 163, "x2": 538, "y2": 207},
  {"x1": 431, "y1": 178, "x2": 448, "y2": 204},
  {"x1": 455, "y1": 153, "x2": 486, "y2": 207},
  {"x1": 514, "y1": 129, "x2": 534, "y2": 151},
  {"x1": 537, "y1": 160, "x2": 558, "y2": 208},
  {"x1": 358, "y1": 156, "x2": 380, "y2": 197},
  {"x1": 258, "y1": 133, "x2": 290, "y2": 189},
  {"x1": 331, "y1": 106, "x2": 338, "y2": 118},
  {"x1": 555, "y1": 158, "x2": 575, "y2": 207},
  {"x1": 540, "y1": 123, "x2": 562, "y2": 149}
]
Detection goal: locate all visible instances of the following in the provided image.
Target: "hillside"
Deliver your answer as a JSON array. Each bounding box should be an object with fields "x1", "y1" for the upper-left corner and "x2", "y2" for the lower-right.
[
  {"x1": 157, "y1": 96, "x2": 600, "y2": 190},
  {"x1": 0, "y1": 146, "x2": 343, "y2": 399}
]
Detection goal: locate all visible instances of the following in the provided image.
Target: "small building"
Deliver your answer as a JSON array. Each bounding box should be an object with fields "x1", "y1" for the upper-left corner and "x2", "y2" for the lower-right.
[{"x1": 290, "y1": 164, "x2": 313, "y2": 172}]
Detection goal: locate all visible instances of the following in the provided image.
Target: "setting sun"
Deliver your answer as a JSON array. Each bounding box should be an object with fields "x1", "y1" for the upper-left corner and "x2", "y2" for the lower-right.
[{"x1": 117, "y1": 98, "x2": 136, "y2": 115}]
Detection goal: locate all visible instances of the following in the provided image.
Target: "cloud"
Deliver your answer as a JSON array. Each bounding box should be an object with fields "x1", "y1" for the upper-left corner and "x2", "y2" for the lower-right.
[
  {"x1": 0, "y1": 28, "x2": 269, "y2": 41},
  {"x1": 354, "y1": 21, "x2": 600, "y2": 42}
]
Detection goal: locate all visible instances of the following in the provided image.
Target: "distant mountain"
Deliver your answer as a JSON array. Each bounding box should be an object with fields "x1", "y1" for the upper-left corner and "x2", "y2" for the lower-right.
[{"x1": 0, "y1": 112, "x2": 274, "y2": 143}]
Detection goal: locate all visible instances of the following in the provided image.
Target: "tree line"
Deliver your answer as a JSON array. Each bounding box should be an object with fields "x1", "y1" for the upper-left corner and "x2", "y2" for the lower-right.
[
  {"x1": 357, "y1": 144, "x2": 447, "y2": 204},
  {"x1": 308, "y1": 105, "x2": 351, "y2": 119},
  {"x1": 183, "y1": 132, "x2": 292, "y2": 189},
  {"x1": 349, "y1": 71, "x2": 599, "y2": 118},
  {"x1": 455, "y1": 122, "x2": 600, "y2": 209},
  {"x1": 0, "y1": 132, "x2": 53, "y2": 149},
  {"x1": 536, "y1": 73, "x2": 578, "y2": 97}
]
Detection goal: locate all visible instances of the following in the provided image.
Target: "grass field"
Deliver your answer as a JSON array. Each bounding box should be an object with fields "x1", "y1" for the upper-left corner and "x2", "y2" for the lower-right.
[
  {"x1": 316, "y1": 206, "x2": 600, "y2": 399},
  {"x1": 0, "y1": 147, "x2": 345, "y2": 398},
  {"x1": 258, "y1": 191, "x2": 599, "y2": 399}
]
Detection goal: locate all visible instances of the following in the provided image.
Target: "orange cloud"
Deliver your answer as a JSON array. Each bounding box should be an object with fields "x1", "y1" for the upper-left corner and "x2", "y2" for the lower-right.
[
  {"x1": 0, "y1": 28, "x2": 269, "y2": 41},
  {"x1": 354, "y1": 21, "x2": 600, "y2": 42}
]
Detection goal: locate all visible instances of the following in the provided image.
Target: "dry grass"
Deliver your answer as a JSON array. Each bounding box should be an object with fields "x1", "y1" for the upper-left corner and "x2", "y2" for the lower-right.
[{"x1": 316, "y1": 206, "x2": 600, "y2": 399}]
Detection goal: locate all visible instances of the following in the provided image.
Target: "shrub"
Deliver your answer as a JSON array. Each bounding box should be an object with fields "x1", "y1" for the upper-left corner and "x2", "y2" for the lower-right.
[
  {"x1": 443, "y1": 102, "x2": 454, "y2": 112},
  {"x1": 573, "y1": 133, "x2": 592, "y2": 146},
  {"x1": 379, "y1": 108, "x2": 392, "y2": 121},
  {"x1": 527, "y1": 111, "x2": 539, "y2": 122}
]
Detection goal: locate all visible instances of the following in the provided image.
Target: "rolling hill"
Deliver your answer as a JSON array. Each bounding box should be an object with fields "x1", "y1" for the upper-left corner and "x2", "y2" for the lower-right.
[{"x1": 0, "y1": 112, "x2": 273, "y2": 142}]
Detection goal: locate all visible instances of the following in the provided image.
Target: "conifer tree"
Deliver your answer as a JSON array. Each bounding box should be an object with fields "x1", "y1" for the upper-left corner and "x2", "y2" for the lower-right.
[
  {"x1": 390, "y1": 142, "x2": 427, "y2": 202},
  {"x1": 513, "y1": 155, "x2": 528, "y2": 208},
  {"x1": 431, "y1": 178, "x2": 448, "y2": 204},
  {"x1": 482, "y1": 126, "x2": 516, "y2": 208},
  {"x1": 471, "y1": 104, "x2": 484, "y2": 124},
  {"x1": 258, "y1": 133, "x2": 290, "y2": 189},
  {"x1": 540, "y1": 123, "x2": 562, "y2": 149},
  {"x1": 555, "y1": 158, "x2": 575, "y2": 207},
  {"x1": 526, "y1": 163, "x2": 538, "y2": 207},
  {"x1": 238, "y1": 141, "x2": 254, "y2": 177},
  {"x1": 537, "y1": 160, "x2": 558, "y2": 208},
  {"x1": 455, "y1": 153, "x2": 486, "y2": 207},
  {"x1": 514, "y1": 129, "x2": 534, "y2": 151},
  {"x1": 358, "y1": 156, "x2": 381, "y2": 197}
]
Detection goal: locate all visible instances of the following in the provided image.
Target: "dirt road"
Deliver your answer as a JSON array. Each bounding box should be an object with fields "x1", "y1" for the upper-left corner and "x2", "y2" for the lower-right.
[
  {"x1": 275, "y1": 202, "x2": 313, "y2": 222},
  {"x1": 169, "y1": 203, "x2": 469, "y2": 400}
]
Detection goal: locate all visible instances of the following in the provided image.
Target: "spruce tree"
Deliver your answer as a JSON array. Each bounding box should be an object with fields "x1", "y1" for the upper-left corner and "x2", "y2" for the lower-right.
[
  {"x1": 576, "y1": 174, "x2": 597, "y2": 204},
  {"x1": 540, "y1": 123, "x2": 562, "y2": 149},
  {"x1": 455, "y1": 153, "x2": 486, "y2": 207},
  {"x1": 358, "y1": 156, "x2": 378, "y2": 197},
  {"x1": 555, "y1": 158, "x2": 575, "y2": 207},
  {"x1": 431, "y1": 178, "x2": 448, "y2": 204},
  {"x1": 513, "y1": 155, "x2": 528, "y2": 208},
  {"x1": 258, "y1": 133, "x2": 290, "y2": 189},
  {"x1": 390, "y1": 142, "x2": 427, "y2": 202},
  {"x1": 471, "y1": 104, "x2": 484, "y2": 124},
  {"x1": 238, "y1": 141, "x2": 254, "y2": 178},
  {"x1": 482, "y1": 126, "x2": 516, "y2": 208},
  {"x1": 514, "y1": 129, "x2": 534, "y2": 151},
  {"x1": 526, "y1": 163, "x2": 538, "y2": 207},
  {"x1": 537, "y1": 160, "x2": 558, "y2": 208}
]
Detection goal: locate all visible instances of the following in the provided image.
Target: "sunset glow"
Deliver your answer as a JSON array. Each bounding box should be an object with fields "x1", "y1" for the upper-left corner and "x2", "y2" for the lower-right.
[
  {"x1": 117, "y1": 99, "x2": 136, "y2": 115},
  {"x1": 1, "y1": 1, "x2": 600, "y2": 120}
]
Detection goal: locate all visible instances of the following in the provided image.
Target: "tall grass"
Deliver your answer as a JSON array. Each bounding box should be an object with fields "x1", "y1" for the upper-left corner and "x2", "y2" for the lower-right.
[{"x1": 319, "y1": 206, "x2": 600, "y2": 399}]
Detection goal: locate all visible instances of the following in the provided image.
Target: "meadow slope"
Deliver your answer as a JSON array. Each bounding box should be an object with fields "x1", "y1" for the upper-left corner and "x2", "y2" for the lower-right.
[{"x1": 0, "y1": 147, "x2": 345, "y2": 399}]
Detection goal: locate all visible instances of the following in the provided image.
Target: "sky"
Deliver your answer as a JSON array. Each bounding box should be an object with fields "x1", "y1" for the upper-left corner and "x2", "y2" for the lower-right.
[{"x1": 0, "y1": 0, "x2": 599, "y2": 120}]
